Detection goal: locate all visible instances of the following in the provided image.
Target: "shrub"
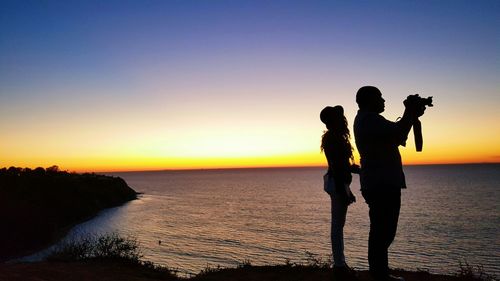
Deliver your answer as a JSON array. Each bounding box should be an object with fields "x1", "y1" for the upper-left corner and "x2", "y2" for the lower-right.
[{"x1": 48, "y1": 233, "x2": 141, "y2": 262}]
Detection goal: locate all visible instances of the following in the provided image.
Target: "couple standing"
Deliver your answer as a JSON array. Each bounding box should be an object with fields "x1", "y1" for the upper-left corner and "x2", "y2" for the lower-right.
[{"x1": 320, "y1": 86, "x2": 426, "y2": 281}]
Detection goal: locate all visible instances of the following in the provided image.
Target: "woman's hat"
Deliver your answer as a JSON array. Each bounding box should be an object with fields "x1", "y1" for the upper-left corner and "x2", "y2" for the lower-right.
[{"x1": 320, "y1": 105, "x2": 344, "y2": 125}]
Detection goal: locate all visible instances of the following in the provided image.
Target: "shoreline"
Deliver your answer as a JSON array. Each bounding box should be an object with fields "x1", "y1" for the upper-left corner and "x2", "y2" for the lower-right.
[{"x1": 8, "y1": 198, "x2": 138, "y2": 263}]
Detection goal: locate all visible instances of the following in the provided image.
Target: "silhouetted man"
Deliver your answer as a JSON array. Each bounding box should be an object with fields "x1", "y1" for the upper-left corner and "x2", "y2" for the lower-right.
[{"x1": 354, "y1": 86, "x2": 425, "y2": 281}]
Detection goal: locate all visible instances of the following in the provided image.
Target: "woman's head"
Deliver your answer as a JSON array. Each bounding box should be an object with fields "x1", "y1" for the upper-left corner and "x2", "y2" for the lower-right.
[
  {"x1": 320, "y1": 105, "x2": 353, "y2": 160},
  {"x1": 320, "y1": 105, "x2": 348, "y2": 133}
]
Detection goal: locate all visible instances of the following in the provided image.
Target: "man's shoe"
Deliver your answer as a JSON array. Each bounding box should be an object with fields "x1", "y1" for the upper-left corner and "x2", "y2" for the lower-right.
[
  {"x1": 369, "y1": 273, "x2": 405, "y2": 281},
  {"x1": 384, "y1": 275, "x2": 405, "y2": 281}
]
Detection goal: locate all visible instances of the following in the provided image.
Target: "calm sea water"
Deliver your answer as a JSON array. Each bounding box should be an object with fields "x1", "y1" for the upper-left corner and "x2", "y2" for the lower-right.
[{"x1": 25, "y1": 164, "x2": 500, "y2": 277}]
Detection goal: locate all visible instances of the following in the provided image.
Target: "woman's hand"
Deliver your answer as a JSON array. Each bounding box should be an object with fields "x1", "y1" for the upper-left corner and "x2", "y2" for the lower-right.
[
  {"x1": 348, "y1": 191, "x2": 356, "y2": 205},
  {"x1": 350, "y1": 164, "x2": 361, "y2": 174}
]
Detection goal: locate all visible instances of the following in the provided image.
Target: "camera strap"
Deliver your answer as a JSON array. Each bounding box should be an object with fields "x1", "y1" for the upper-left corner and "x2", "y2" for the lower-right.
[{"x1": 413, "y1": 119, "x2": 423, "y2": 152}]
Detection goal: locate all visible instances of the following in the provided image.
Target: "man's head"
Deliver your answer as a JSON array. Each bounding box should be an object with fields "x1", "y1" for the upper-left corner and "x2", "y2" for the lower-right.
[{"x1": 356, "y1": 86, "x2": 385, "y2": 113}]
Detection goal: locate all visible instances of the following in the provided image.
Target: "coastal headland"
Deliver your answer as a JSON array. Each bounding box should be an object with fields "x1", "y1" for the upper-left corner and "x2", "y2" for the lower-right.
[{"x1": 0, "y1": 166, "x2": 137, "y2": 261}]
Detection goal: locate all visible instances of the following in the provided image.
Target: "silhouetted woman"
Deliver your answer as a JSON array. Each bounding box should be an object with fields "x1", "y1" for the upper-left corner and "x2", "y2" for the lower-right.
[{"x1": 320, "y1": 105, "x2": 359, "y2": 276}]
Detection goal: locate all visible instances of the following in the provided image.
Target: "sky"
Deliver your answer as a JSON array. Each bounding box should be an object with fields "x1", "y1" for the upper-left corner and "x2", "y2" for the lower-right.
[{"x1": 1, "y1": 0, "x2": 499, "y2": 172}]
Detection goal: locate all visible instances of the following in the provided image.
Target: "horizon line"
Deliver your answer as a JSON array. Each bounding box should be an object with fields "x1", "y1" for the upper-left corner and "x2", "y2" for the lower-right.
[{"x1": 99, "y1": 162, "x2": 500, "y2": 174}]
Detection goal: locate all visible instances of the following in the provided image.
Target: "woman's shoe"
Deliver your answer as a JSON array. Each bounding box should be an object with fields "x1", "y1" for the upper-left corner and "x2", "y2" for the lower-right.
[{"x1": 333, "y1": 265, "x2": 359, "y2": 280}]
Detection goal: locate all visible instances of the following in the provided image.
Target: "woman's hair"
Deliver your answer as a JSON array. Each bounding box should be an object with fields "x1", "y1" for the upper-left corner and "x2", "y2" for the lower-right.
[{"x1": 320, "y1": 106, "x2": 354, "y2": 161}]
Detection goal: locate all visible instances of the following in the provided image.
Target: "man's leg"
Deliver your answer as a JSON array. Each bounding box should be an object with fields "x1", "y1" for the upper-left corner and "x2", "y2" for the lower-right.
[
  {"x1": 384, "y1": 192, "x2": 401, "y2": 254},
  {"x1": 364, "y1": 190, "x2": 401, "y2": 277},
  {"x1": 367, "y1": 197, "x2": 388, "y2": 276},
  {"x1": 363, "y1": 190, "x2": 385, "y2": 276}
]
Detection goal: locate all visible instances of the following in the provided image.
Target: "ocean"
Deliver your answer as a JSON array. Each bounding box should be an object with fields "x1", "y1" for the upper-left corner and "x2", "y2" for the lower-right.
[{"x1": 25, "y1": 164, "x2": 500, "y2": 277}]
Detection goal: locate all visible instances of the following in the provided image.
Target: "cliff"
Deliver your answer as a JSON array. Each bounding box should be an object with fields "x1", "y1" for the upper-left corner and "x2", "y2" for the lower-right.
[{"x1": 0, "y1": 166, "x2": 137, "y2": 261}]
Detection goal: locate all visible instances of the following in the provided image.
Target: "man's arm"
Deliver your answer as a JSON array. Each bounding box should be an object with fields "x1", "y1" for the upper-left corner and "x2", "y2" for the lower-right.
[
  {"x1": 356, "y1": 101, "x2": 424, "y2": 148},
  {"x1": 397, "y1": 97, "x2": 427, "y2": 146},
  {"x1": 394, "y1": 108, "x2": 414, "y2": 146}
]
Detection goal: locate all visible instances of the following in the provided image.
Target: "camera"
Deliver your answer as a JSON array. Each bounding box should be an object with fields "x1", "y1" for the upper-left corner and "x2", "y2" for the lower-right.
[
  {"x1": 405, "y1": 94, "x2": 433, "y2": 108},
  {"x1": 404, "y1": 94, "x2": 434, "y2": 152}
]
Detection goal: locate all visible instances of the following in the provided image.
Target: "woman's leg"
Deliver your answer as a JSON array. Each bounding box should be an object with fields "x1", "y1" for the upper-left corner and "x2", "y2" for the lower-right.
[{"x1": 331, "y1": 194, "x2": 348, "y2": 267}]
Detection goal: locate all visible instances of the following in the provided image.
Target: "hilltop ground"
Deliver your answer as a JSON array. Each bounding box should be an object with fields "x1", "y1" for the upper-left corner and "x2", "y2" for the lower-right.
[{"x1": 0, "y1": 259, "x2": 495, "y2": 281}]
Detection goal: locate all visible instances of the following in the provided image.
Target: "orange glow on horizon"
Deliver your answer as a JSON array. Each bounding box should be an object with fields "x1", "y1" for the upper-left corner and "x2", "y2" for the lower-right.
[
  {"x1": 2, "y1": 95, "x2": 499, "y2": 173},
  {"x1": 3, "y1": 149, "x2": 499, "y2": 173}
]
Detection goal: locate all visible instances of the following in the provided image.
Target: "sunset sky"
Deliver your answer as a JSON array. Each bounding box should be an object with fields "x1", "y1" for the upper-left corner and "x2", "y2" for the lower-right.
[{"x1": 1, "y1": 1, "x2": 499, "y2": 172}]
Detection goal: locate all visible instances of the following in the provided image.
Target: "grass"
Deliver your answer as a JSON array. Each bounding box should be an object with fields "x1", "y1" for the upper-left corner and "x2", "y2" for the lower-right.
[{"x1": 457, "y1": 260, "x2": 498, "y2": 281}]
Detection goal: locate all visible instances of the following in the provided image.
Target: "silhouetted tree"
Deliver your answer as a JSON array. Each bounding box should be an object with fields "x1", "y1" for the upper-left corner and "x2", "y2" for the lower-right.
[{"x1": 46, "y1": 165, "x2": 60, "y2": 173}]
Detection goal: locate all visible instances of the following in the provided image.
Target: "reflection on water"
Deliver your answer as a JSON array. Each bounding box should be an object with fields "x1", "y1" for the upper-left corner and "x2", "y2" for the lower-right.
[{"x1": 24, "y1": 165, "x2": 500, "y2": 277}]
